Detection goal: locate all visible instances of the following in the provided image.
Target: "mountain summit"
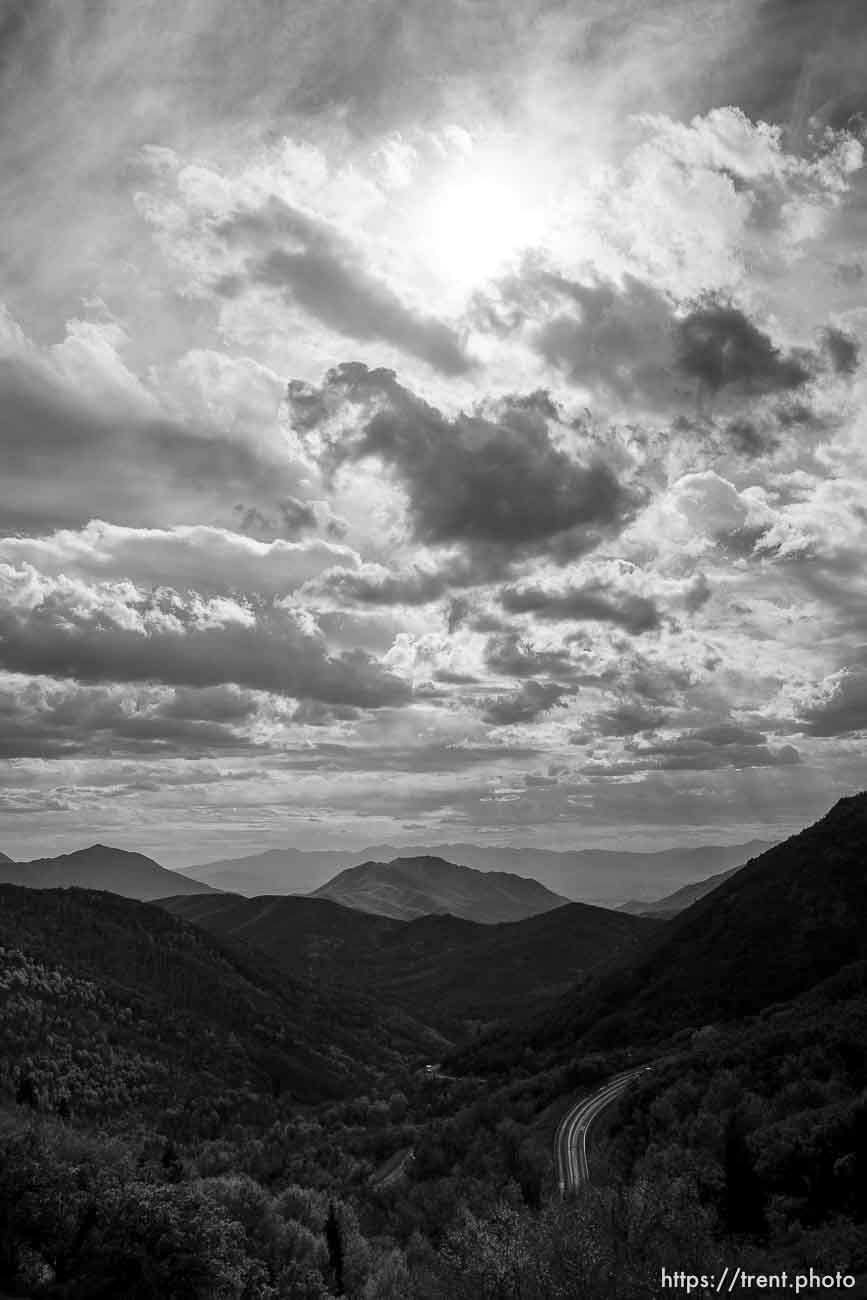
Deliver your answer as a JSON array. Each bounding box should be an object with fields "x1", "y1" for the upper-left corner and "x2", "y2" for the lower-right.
[
  {"x1": 0, "y1": 843, "x2": 216, "y2": 901},
  {"x1": 312, "y1": 854, "x2": 569, "y2": 923}
]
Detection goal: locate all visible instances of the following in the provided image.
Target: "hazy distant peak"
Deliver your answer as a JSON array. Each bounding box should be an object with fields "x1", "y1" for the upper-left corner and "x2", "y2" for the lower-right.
[
  {"x1": 312, "y1": 854, "x2": 569, "y2": 923},
  {"x1": 0, "y1": 844, "x2": 217, "y2": 902}
]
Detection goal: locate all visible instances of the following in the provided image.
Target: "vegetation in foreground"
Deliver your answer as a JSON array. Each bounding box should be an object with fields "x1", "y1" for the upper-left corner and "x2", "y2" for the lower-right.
[{"x1": 1, "y1": 797, "x2": 866, "y2": 1297}]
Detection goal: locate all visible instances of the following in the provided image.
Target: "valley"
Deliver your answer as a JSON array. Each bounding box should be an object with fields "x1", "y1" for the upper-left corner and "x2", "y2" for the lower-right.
[{"x1": 1, "y1": 796, "x2": 865, "y2": 1297}]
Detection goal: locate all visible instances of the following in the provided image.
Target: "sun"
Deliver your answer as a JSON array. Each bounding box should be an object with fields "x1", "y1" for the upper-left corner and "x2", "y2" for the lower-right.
[{"x1": 412, "y1": 161, "x2": 544, "y2": 295}]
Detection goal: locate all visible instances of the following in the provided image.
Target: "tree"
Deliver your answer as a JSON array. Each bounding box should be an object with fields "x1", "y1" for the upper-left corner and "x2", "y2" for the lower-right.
[
  {"x1": 15, "y1": 1073, "x2": 38, "y2": 1111},
  {"x1": 325, "y1": 1201, "x2": 345, "y2": 1295},
  {"x1": 161, "y1": 1139, "x2": 184, "y2": 1183},
  {"x1": 722, "y1": 1111, "x2": 767, "y2": 1238}
]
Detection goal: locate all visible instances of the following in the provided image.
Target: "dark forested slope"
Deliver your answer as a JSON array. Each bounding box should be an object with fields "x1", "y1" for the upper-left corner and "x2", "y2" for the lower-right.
[
  {"x1": 162, "y1": 891, "x2": 656, "y2": 1030},
  {"x1": 0, "y1": 885, "x2": 436, "y2": 1129},
  {"x1": 457, "y1": 793, "x2": 867, "y2": 1071}
]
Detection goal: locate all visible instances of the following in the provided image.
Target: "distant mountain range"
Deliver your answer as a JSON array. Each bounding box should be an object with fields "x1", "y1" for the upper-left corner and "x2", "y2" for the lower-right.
[
  {"x1": 161, "y1": 890, "x2": 656, "y2": 1031},
  {"x1": 311, "y1": 854, "x2": 569, "y2": 922},
  {"x1": 618, "y1": 861, "x2": 745, "y2": 917},
  {"x1": 0, "y1": 844, "x2": 216, "y2": 901},
  {"x1": 179, "y1": 838, "x2": 775, "y2": 905},
  {"x1": 458, "y1": 792, "x2": 867, "y2": 1072}
]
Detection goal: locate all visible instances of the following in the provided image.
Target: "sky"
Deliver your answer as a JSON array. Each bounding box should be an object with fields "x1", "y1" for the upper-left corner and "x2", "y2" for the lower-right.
[{"x1": 2, "y1": 0, "x2": 867, "y2": 866}]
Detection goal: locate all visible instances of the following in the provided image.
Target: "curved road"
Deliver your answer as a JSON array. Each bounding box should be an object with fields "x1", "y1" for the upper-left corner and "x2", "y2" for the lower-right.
[{"x1": 555, "y1": 1067, "x2": 649, "y2": 1195}]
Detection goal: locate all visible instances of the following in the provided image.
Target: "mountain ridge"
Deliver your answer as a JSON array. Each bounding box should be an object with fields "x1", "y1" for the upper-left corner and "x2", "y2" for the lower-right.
[
  {"x1": 455, "y1": 792, "x2": 867, "y2": 1073},
  {"x1": 0, "y1": 843, "x2": 217, "y2": 901},
  {"x1": 0, "y1": 882, "x2": 440, "y2": 1118},
  {"x1": 178, "y1": 838, "x2": 774, "y2": 903},
  {"x1": 159, "y1": 888, "x2": 657, "y2": 1031},
  {"x1": 618, "y1": 861, "x2": 746, "y2": 916},
  {"x1": 311, "y1": 853, "x2": 569, "y2": 922}
]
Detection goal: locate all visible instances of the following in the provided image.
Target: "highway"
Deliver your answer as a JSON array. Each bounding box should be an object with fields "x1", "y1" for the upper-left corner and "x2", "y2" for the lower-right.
[{"x1": 554, "y1": 1067, "x2": 649, "y2": 1195}]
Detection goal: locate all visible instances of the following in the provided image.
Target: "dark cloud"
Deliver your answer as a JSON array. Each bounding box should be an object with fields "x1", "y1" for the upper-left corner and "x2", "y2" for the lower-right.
[
  {"x1": 235, "y1": 498, "x2": 349, "y2": 542},
  {"x1": 291, "y1": 699, "x2": 362, "y2": 725},
  {"x1": 0, "y1": 348, "x2": 302, "y2": 535},
  {"x1": 0, "y1": 681, "x2": 263, "y2": 760},
  {"x1": 823, "y1": 326, "x2": 860, "y2": 375},
  {"x1": 271, "y1": 740, "x2": 539, "y2": 773},
  {"x1": 532, "y1": 273, "x2": 682, "y2": 405},
  {"x1": 799, "y1": 667, "x2": 867, "y2": 736},
  {"x1": 160, "y1": 684, "x2": 258, "y2": 724},
  {"x1": 288, "y1": 364, "x2": 635, "y2": 560},
  {"x1": 218, "y1": 198, "x2": 472, "y2": 375},
  {"x1": 598, "y1": 655, "x2": 696, "y2": 705},
  {"x1": 0, "y1": 583, "x2": 410, "y2": 709},
  {"x1": 683, "y1": 572, "x2": 712, "y2": 613},
  {"x1": 588, "y1": 723, "x2": 801, "y2": 774},
  {"x1": 482, "y1": 679, "x2": 569, "y2": 726},
  {"x1": 484, "y1": 631, "x2": 575, "y2": 679},
  {"x1": 320, "y1": 564, "x2": 452, "y2": 607},
  {"x1": 278, "y1": 496, "x2": 318, "y2": 534},
  {"x1": 725, "y1": 417, "x2": 775, "y2": 458},
  {"x1": 500, "y1": 582, "x2": 661, "y2": 634},
  {"x1": 677, "y1": 299, "x2": 812, "y2": 396},
  {"x1": 433, "y1": 668, "x2": 479, "y2": 685},
  {"x1": 591, "y1": 702, "x2": 669, "y2": 737},
  {"x1": 485, "y1": 271, "x2": 817, "y2": 414}
]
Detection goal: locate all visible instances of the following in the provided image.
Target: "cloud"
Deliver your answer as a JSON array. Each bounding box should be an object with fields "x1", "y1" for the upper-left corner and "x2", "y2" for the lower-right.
[
  {"x1": 823, "y1": 325, "x2": 860, "y2": 375},
  {"x1": 589, "y1": 723, "x2": 801, "y2": 773},
  {"x1": 271, "y1": 740, "x2": 540, "y2": 773},
  {"x1": 315, "y1": 562, "x2": 453, "y2": 607},
  {"x1": 0, "y1": 309, "x2": 305, "y2": 534},
  {"x1": 500, "y1": 581, "x2": 661, "y2": 633},
  {"x1": 799, "y1": 666, "x2": 867, "y2": 736},
  {"x1": 0, "y1": 522, "x2": 360, "y2": 598},
  {"x1": 218, "y1": 197, "x2": 473, "y2": 375},
  {"x1": 676, "y1": 297, "x2": 812, "y2": 396},
  {"x1": 484, "y1": 632, "x2": 575, "y2": 679},
  {"x1": 0, "y1": 677, "x2": 263, "y2": 759},
  {"x1": 529, "y1": 272, "x2": 682, "y2": 405},
  {"x1": 288, "y1": 363, "x2": 635, "y2": 559},
  {"x1": 485, "y1": 265, "x2": 829, "y2": 422},
  {"x1": 0, "y1": 566, "x2": 410, "y2": 708},
  {"x1": 482, "y1": 679, "x2": 569, "y2": 726},
  {"x1": 591, "y1": 701, "x2": 669, "y2": 737}
]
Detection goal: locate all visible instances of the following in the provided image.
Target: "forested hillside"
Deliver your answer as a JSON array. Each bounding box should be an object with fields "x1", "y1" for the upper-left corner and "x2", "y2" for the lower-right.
[{"x1": 162, "y1": 890, "x2": 656, "y2": 1032}]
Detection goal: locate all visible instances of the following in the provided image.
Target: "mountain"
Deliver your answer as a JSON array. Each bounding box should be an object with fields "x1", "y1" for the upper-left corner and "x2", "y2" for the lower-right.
[
  {"x1": 160, "y1": 891, "x2": 657, "y2": 1031},
  {"x1": 457, "y1": 793, "x2": 867, "y2": 1072},
  {"x1": 0, "y1": 884, "x2": 438, "y2": 1126},
  {"x1": 311, "y1": 854, "x2": 570, "y2": 922},
  {"x1": 0, "y1": 843, "x2": 217, "y2": 901},
  {"x1": 0, "y1": 850, "x2": 12, "y2": 863},
  {"x1": 619, "y1": 861, "x2": 746, "y2": 917},
  {"x1": 418, "y1": 840, "x2": 775, "y2": 904},
  {"x1": 178, "y1": 838, "x2": 774, "y2": 904}
]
